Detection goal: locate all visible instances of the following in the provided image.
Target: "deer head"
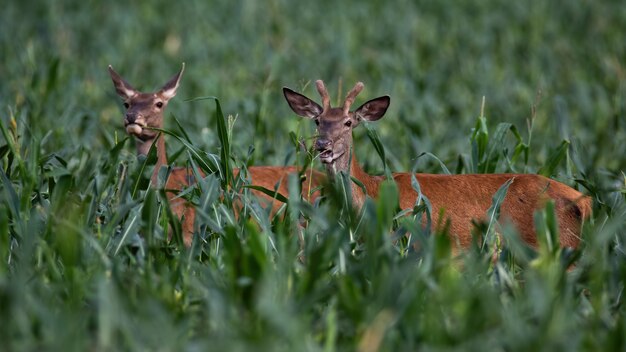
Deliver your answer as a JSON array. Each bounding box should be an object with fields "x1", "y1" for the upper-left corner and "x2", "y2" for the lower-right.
[
  {"x1": 283, "y1": 80, "x2": 390, "y2": 176},
  {"x1": 108, "y1": 64, "x2": 184, "y2": 156}
]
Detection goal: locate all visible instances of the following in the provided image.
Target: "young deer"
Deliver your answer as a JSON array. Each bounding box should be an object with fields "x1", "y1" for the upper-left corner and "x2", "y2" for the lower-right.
[
  {"x1": 283, "y1": 80, "x2": 592, "y2": 249},
  {"x1": 108, "y1": 65, "x2": 324, "y2": 246}
]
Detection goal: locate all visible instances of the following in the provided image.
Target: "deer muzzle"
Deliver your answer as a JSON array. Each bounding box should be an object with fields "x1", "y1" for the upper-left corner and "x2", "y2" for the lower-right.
[
  {"x1": 316, "y1": 138, "x2": 340, "y2": 164},
  {"x1": 124, "y1": 113, "x2": 146, "y2": 136}
]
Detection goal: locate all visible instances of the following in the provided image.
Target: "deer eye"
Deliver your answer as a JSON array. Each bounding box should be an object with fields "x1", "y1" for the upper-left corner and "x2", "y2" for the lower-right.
[
  {"x1": 314, "y1": 119, "x2": 320, "y2": 126},
  {"x1": 344, "y1": 120, "x2": 352, "y2": 127},
  {"x1": 155, "y1": 101, "x2": 164, "y2": 108},
  {"x1": 123, "y1": 102, "x2": 130, "y2": 109}
]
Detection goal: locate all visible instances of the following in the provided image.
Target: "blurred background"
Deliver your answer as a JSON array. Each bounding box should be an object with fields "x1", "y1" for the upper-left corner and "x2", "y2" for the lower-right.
[{"x1": 1, "y1": 0, "x2": 624, "y2": 178}]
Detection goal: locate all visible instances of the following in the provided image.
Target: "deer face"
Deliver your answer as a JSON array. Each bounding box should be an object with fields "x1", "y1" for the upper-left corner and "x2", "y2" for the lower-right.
[
  {"x1": 120, "y1": 92, "x2": 168, "y2": 140},
  {"x1": 108, "y1": 64, "x2": 184, "y2": 142},
  {"x1": 283, "y1": 81, "x2": 390, "y2": 169},
  {"x1": 314, "y1": 107, "x2": 355, "y2": 164}
]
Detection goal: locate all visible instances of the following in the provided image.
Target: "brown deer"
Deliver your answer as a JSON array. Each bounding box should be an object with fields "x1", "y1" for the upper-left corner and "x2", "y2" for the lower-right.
[
  {"x1": 108, "y1": 65, "x2": 324, "y2": 246},
  {"x1": 283, "y1": 80, "x2": 592, "y2": 249}
]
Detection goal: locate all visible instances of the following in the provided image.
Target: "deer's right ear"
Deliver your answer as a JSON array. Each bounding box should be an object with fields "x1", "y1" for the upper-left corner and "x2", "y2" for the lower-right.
[
  {"x1": 159, "y1": 63, "x2": 185, "y2": 101},
  {"x1": 108, "y1": 65, "x2": 137, "y2": 100},
  {"x1": 283, "y1": 88, "x2": 323, "y2": 119}
]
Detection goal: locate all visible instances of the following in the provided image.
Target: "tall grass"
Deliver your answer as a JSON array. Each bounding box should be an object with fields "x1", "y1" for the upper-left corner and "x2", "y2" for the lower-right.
[{"x1": 1, "y1": 0, "x2": 625, "y2": 350}]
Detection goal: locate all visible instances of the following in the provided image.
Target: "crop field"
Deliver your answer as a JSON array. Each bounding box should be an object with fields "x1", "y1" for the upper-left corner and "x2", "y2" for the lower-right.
[{"x1": 1, "y1": 0, "x2": 625, "y2": 350}]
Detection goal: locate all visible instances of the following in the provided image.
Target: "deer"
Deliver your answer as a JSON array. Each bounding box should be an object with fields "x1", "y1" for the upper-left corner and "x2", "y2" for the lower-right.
[
  {"x1": 108, "y1": 64, "x2": 324, "y2": 246},
  {"x1": 283, "y1": 80, "x2": 592, "y2": 250}
]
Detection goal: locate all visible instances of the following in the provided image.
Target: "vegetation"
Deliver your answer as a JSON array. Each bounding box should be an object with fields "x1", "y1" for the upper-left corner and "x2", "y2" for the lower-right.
[{"x1": 1, "y1": 0, "x2": 625, "y2": 350}]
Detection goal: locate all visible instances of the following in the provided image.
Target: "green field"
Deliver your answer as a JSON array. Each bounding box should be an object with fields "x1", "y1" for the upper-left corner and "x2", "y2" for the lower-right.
[{"x1": 1, "y1": 0, "x2": 625, "y2": 350}]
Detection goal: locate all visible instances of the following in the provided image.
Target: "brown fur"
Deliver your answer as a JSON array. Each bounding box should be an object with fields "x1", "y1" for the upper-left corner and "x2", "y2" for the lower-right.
[{"x1": 284, "y1": 81, "x2": 592, "y2": 250}]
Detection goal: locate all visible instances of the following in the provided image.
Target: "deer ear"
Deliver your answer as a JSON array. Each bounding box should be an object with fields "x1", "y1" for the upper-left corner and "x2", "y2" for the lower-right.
[
  {"x1": 159, "y1": 63, "x2": 185, "y2": 100},
  {"x1": 354, "y1": 96, "x2": 390, "y2": 122},
  {"x1": 108, "y1": 65, "x2": 138, "y2": 100},
  {"x1": 283, "y1": 87, "x2": 323, "y2": 119}
]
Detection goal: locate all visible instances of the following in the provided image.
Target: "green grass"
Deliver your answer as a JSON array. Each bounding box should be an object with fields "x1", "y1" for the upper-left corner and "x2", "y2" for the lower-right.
[{"x1": 1, "y1": 0, "x2": 626, "y2": 350}]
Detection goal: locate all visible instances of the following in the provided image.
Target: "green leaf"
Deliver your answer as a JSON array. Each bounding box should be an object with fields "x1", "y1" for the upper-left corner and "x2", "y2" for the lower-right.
[
  {"x1": 470, "y1": 115, "x2": 489, "y2": 172},
  {"x1": 171, "y1": 114, "x2": 192, "y2": 143},
  {"x1": 214, "y1": 99, "x2": 233, "y2": 188},
  {"x1": 376, "y1": 180, "x2": 399, "y2": 227},
  {"x1": 409, "y1": 173, "x2": 433, "y2": 235},
  {"x1": 534, "y1": 200, "x2": 559, "y2": 254},
  {"x1": 414, "y1": 152, "x2": 451, "y2": 175},
  {"x1": 149, "y1": 127, "x2": 220, "y2": 175},
  {"x1": 131, "y1": 137, "x2": 158, "y2": 198},
  {"x1": 483, "y1": 122, "x2": 513, "y2": 173},
  {"x1": 159, "y1": 188, "x2": 184, "y2": 247},
  {"x1": 114, "y1": 207, "x2": 141, "y2": 255},
  {"x1": 482, "y1": 177, "x2": 515, "y2": 251},
  {"x1": 244, "y1": 185, "x2": 289, "y2": 204},
  {"x1": 0, "y1": 169, "x2": 21, "y2": 223},
  {"x1": 364, "y1": 123, "x2": 391, "y2": 179},
  {"x1": 538, "y1": 140, "x2": 570, "y2": 177},
  {"x1": 141, "y1": 188, "x2": 158, "y2": 245}
]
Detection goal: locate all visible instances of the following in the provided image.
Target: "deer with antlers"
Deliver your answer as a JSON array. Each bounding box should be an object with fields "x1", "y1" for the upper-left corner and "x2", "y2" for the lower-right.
[
  {"x1": 283, "y1": 80, "x2": 591, "y2": 249},
  {"x1": 108, "y1": 64, "x2": 324, "y2": 246}
]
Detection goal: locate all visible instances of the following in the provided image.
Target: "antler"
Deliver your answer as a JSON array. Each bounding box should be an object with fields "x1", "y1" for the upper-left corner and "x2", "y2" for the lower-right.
[
  {"x1": 343, "y1": 82, "x2": 364, "y2": 115},
  {"x1": 315, "y1": 80, "x2": 331, "y2": 112}
]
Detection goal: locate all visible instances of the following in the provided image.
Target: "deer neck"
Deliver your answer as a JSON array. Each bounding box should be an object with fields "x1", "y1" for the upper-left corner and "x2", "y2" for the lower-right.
[
  {"x1": 136, "y1": 136, "x2": 168, "y2": 184},
  {"x1": 326, "y1": 147, "x2": 375, "y2": 211}
]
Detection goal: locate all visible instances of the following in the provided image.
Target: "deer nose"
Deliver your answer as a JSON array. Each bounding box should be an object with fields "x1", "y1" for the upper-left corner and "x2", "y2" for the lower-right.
[
  {"x1": 126, "y1": 113, "x2": 137, "y2": 124},
  {"x1": 315, "y1": 138, "x2": 331, "y2": 151}
]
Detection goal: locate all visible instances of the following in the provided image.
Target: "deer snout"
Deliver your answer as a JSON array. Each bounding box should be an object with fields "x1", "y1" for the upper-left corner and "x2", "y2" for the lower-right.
[
  {"x1": 125, "y1": 113, "x2": 138, "y2": 125},
  {"x1": 124, "y1": 113, "x2": 145, "y2": 135},
  {"x1": 316, "y1": 138, "x2": 337, "y2": 163},
  {"x1": 125, "y1": 113, "x2": 147, "y2": 128},
  {"x1": 315, "y1": 138, "x2": 332, "y2": 152}
]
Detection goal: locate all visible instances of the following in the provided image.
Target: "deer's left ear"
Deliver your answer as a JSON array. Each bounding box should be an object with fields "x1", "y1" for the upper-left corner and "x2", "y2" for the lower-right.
[
  {"x1": 354, "y1": 96, "x2": 390, "y2": 122},
  {"x1": 159, "y1": 63, "x2": 185, "y2": 100}
]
